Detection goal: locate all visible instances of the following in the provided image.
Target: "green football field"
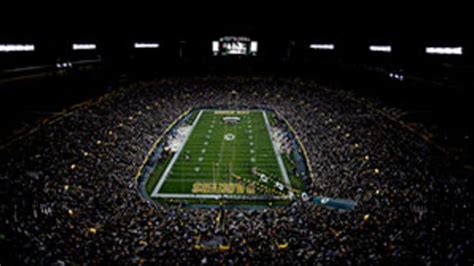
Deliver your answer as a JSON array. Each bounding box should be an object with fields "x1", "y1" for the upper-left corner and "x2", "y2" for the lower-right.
[{"x1": 149, "y1": 109, "x2": 295, "y2": 201}]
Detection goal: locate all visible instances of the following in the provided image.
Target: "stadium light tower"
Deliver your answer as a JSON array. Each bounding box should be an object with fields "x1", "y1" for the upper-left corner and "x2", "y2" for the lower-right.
[{"x1": 179, "y1": 41, "x2": 186, "y2": 61}]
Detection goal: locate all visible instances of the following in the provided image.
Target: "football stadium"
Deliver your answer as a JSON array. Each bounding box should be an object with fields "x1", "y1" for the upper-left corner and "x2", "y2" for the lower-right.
[{"x1": 1, "y1": 19, "x2": 473, "y2": 264}]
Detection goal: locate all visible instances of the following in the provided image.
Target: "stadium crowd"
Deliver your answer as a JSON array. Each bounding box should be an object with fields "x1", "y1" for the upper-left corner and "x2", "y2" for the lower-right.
[{"x1": 1, "y1": 77, "x2": 472, "y2": 264}]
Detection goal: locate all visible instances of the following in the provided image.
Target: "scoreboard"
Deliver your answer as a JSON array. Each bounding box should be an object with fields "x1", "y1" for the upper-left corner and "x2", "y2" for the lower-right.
[{"x1": 212, "y1": 36, "x2": 258, "y2": 56}]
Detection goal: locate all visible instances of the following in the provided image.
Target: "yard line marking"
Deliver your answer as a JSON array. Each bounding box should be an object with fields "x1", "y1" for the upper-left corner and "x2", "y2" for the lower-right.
[
  {"x1": 215, "y1": 116, "x2": 228, "y2": 185},
  {"x1": 151, "y1": 110, "x2": 204, "y2": 197}
]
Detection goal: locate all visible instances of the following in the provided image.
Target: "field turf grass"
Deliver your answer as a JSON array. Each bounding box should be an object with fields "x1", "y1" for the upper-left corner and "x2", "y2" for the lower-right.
[{"x1": 148, "y1": 109, "x2": 297, "y2": 203}]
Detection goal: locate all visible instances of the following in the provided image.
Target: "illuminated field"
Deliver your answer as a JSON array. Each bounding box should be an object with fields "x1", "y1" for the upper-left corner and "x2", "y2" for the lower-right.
[{"x1": 146, "y1": 109, "x2": 299, "y2": 203}]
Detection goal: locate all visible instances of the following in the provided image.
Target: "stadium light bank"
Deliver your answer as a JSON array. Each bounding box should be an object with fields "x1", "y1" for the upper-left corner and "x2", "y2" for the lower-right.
[
  {"x1": 73, "y1": 44, "x2": 97, "y2": 50},
  {"x1": 0, "y1": 44, "x2": 35, "y2": 52},
  {"x1": 310, "y1": 44, "x2": 335, "y2": 50},
  {"x1": 369, "y1": 45, "x2": 392, "y2": 53},
  {"x1": 134, "y1": 42, "x2": 160, "y2": 49},
  {"x1": 426, "y1": 46, "x2": 463, "y2": 55}
]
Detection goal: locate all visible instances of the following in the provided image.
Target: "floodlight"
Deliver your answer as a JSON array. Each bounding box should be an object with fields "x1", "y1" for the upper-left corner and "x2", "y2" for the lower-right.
[
  {"x1": 426, "y1": 47, "x2": 463, "y2": 55},
  {"x1": 0, "y1": 44, "x2": 35, "y2": 52},
  {"x1": 309, "y1": 44, "x2": 335, "y2": 50},
  {"x1": 73, "y1": 44, "x2": 96, "y2": 50},
  {"x1": 134, "y1": 43, "x2": 160, "y2": 49},
  {"x1": 369, "y1": 45, "x2": 391, "y2": 53}
]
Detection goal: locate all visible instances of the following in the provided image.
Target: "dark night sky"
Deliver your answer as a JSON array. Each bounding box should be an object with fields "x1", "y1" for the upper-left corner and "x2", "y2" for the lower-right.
[{"x1": 0, "y1": 3, "x2": 471, "y2": 41}]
